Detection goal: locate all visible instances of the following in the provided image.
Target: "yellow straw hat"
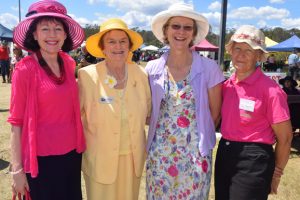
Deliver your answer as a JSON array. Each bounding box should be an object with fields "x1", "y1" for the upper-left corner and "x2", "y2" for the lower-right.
[{"x1": 86, "y1": 18, "x2": 143, "y2": 59}]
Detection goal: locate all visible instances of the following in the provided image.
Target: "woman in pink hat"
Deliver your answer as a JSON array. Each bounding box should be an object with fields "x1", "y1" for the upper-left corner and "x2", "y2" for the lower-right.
[
  {"x1": 8, "y1": 1, "x2": 86, "y2": 200},
  {"x1": 145, "y1": 3, "x2": 224, "y2": 199},
  {"x1": 214, "y1": 25, "x2": 293, "y2": 200}
]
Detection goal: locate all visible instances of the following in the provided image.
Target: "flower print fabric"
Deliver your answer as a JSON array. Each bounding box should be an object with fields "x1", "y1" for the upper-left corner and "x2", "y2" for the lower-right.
[{"x1": 146, "y1": 68, "x2": 212, "y2": 200}]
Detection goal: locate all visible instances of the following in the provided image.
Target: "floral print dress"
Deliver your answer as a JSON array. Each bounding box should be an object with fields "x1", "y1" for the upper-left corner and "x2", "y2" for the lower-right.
[{"x1": 146, "y1": 67, "x2": 212, "y2": 200}]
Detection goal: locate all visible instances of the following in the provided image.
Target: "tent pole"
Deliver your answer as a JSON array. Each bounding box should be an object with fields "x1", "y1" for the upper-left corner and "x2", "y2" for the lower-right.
[
  {"x1": 18, "y1": 0, "x2": 21, "y2": 22},
  {"x1": 218, "y1": 0, "x2": 228, "y2": 70}
]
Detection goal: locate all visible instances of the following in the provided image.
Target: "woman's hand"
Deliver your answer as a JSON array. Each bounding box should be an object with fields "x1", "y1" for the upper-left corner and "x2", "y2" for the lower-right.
[
  {"x1": 11, "y1": 171, "x2": 29, "y2": 195},
  {"x1": 270, "y1": 176, "x2": 280, "y2": 194},
  {"x1": 270, "y1": 121, "x2": 293, "y2": 195},
  {"x1": 10, "y1": 126, "x2": 29, "y2": 195}
]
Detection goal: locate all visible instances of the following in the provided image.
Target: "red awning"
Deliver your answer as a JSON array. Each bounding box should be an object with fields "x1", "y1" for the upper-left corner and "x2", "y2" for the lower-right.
[{"x1": 191, "y1": 39, "x2": 218, "y2": 52}]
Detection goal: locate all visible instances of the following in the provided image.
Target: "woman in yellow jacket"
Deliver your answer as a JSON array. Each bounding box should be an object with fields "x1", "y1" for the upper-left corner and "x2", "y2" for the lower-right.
[{"x1": 78, "y1": 18, "x2": 151, "y2": 200}]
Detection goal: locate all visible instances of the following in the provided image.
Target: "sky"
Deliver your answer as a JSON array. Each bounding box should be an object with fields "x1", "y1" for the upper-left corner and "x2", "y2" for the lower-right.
[{"x1": 1, "y1": 0, "x2": 300, "y2": 34}]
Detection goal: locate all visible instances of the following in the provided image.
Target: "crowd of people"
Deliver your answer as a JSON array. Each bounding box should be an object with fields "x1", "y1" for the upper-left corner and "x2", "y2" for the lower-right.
[
  {"x1": 267, "y1": 52, "x2": 300, "y2": 79},
  {"x1": 4, "y1": 1, "x2": 298, "y2": 200}
]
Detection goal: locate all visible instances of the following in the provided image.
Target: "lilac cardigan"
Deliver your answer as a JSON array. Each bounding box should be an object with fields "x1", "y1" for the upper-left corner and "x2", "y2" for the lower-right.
[{"x1": 145, "y1": 51, "x2": 224, "y2": 156}]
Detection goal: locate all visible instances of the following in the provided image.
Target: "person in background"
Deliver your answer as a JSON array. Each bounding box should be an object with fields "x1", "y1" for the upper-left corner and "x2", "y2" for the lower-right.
[
  {"x1": 78, "y1": 18, "x2": 151, "y2": 200},
  {"x1": 145, "y1": 3, "x2": 224, "y2": 199},
  {"x1": 78, "y1": 42, "x2": 97, "y2": 68},
  {"x1": 9, "y1": 45, "x2": 24, "y2": 83},
  {"x1": 215, "y1": 25, "x2": 293, "y2": 200},
  {"x1": 0, "y1": 40, "x2": 10, "y2": 83},
  {"x1": 288, "y1": 49, "x2": 299, "y2": 79},
  {"x1": 8, "y1": 1, "x2": 86, "y2": 199},
  {"x1": 132, "y1": 48, "x2": 141, "y2": 64},
  {"x1": 266, "y1": 53, "x2": 276, "y2": 71},
  {"x1": 279, "y1": 75, "x2": 300, "y2": 95}
]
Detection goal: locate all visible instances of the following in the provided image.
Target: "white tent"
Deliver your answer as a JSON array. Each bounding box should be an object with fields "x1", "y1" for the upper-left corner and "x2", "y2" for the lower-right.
[
  {"x1": 159, "y1": 45, "x2": 170, "y2": 52},
  {"x1": 141, "y1": 45, "x2": 159, "y2": 51}
]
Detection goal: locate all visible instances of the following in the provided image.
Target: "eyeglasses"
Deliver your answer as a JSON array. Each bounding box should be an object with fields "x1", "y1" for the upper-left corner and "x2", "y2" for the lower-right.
[{"x1": 169, "y1": 24, "x2": 194, "y2": 31}]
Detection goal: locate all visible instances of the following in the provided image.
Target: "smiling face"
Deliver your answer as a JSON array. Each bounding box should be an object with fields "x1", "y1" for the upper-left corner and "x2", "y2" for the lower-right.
[
  {"x1": 231, "y1": 42, "x2": 263, "y2": 76},
  {"x1": 101, "y1": 30, "x2": 130, "y2": 63},
  {"x1": 164, "y1": 16, "x2": 195, "y2": 50},
  {"x1": 33, "y1": 19, "x2": 67, "y2": 55}
]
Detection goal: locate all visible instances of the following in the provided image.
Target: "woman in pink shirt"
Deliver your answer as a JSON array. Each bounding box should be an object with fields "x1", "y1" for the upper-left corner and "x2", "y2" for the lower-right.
[
  {"x1": 214, "y1": 25, "x2": 293, "y2": 200},
  {"x1": 8, "y1": 1, "x2": 85, "y2": 200}
]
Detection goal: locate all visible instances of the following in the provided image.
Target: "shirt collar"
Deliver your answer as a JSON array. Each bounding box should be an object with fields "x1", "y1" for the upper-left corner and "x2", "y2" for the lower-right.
[{"x1": 229, "y1": 67, "x2": 263, "y2": 85}]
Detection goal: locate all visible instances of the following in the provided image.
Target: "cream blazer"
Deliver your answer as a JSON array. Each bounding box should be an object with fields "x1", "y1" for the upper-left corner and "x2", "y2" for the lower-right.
[{"x1": 78, "y1": 61, "x2": 151, "y2": 184}]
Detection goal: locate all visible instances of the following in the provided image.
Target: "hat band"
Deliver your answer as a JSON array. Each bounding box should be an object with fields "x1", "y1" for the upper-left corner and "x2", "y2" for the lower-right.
[
  {"x1": 232, "y1": 33, "x2": 264, "y2": 46},
  {"x1": 26, "y1": 5, "x2": 67, "y2": 17},
  {"x1": 25, "y1": 10, "x2": 72, "y2": 19},
  {"x1": 26, "y1": 11, "x2": 37, "y2": 17}
]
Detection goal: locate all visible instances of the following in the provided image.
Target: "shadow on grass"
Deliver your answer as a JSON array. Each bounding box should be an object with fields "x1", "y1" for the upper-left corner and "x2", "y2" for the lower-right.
[
  {"x1": 0, "y1": 109, "x2": 9, "y2": 113},
  {"x1": 0, "y1": 158, "x2": 9, "y2": 170},
  {"x1": 290, "y1": 136, "x2": 300, "y2": 158}
]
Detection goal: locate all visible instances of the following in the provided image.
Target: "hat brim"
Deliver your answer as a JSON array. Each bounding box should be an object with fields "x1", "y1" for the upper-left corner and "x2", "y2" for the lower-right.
[
  {"x1": 86, "y1": 28, "x2": 143, "y2": 58},
  {"x1": 279, "y1": 77, "x2": 298, "y2": 87},
  {"x1": 13, "y1": 12, "x2": 85, "y2": 52},
  {"x1": 225, "y1": 40, "x2": 269, "y2": 62},
  {"x1": 151, "y1": 10, "x2": 209, "y2": 45}
]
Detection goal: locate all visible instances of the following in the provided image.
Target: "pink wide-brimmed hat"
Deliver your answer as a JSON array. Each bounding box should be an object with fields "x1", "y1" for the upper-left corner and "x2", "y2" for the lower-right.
[{"x1": 13, "y1": 0, "x2": 84, "y2": 51}]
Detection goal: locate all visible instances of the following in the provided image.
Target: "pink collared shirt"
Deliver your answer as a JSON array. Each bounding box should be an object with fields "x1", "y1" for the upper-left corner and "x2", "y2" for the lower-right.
[{"x1": 221, "y1": 67, "x2": 290, "y2": 144}]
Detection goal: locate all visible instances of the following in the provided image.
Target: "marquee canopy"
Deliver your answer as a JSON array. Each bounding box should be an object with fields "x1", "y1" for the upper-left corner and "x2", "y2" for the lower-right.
[
  {"x1": 191, "y1": 39, "x2": 218, "y2": 52},
  {"x1": 0, "y1": 24, "x2": 13, "y2": 41},
  {"x1": 266, "y1": 35, "x2": 300, "y2": 52}
]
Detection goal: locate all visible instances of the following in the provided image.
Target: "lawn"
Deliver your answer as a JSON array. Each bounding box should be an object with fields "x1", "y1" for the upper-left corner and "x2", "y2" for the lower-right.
[{"x1": 1, "y1": 74, "x2": 300, "y2": 200}]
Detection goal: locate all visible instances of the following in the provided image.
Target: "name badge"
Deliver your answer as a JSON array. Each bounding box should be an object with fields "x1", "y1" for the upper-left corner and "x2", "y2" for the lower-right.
[
  {"x1": 99, "y1": 96, "x2": 114, "y2": 104},
  {"x1": 239, "y1": 98, "x2": 255, "y2": 112}
]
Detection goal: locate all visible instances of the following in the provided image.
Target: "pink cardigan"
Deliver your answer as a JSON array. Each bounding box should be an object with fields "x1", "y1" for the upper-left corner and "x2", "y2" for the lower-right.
[{"x1": 8, "y1": 52, "x2": 86, "y2": 177}]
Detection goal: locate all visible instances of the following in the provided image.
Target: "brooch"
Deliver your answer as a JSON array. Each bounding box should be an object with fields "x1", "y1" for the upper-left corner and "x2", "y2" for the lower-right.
[{"x1": 104, "y1": 74, "x2": 117, "y2": 88}]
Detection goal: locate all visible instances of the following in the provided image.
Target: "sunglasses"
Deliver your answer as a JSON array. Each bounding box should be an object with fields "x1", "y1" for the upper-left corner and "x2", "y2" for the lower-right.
[{"x1": 169, "y1": 24, "x2": 194, "y2": 31}]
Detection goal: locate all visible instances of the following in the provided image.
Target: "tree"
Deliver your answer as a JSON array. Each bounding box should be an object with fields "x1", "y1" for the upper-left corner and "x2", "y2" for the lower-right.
[{"x1": 83, "y1": 24, "x2": 99, "y2": 40}]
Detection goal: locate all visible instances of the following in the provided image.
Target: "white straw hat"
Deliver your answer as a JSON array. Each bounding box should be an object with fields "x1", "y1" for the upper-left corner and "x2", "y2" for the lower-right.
[
  {"x1": 226, "y1": 25, "x2": 268, "y2": 62},
  {"x1": 151, "y1": 3, "x2": 209, "y2": 45}
]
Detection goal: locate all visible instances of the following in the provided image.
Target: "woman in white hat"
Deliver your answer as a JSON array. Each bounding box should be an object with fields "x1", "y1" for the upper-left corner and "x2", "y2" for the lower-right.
[
  {"x1": 214, "y1": 25, "x2": 293, "y2": 200},
  {"x1": 145, "y1": 3, "x2": 224, "y2": 199},
  {"x1": 78, "y1": 18, "x2": 151, "y2": 200},
  {"x1": 8, "y1": 0, "x2": 86, "y2": 200}
]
